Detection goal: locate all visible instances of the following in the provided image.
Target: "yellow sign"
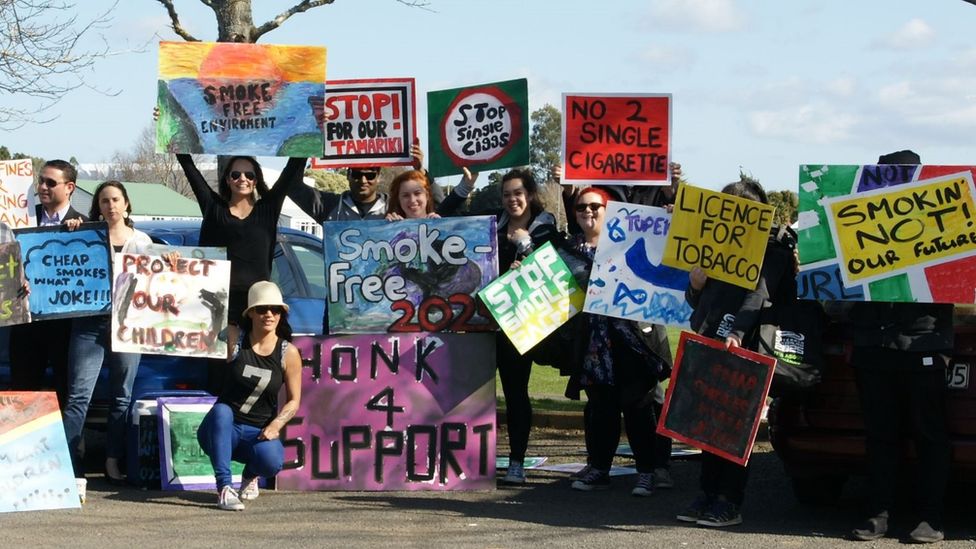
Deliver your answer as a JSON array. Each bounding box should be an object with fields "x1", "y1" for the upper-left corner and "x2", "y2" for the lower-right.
[
  {"x1": 663, "y1": 184, "x2": 775, "y2": 290},
  {"x1": 824, "y1": 171, "x2": 976, "y2": 284}
]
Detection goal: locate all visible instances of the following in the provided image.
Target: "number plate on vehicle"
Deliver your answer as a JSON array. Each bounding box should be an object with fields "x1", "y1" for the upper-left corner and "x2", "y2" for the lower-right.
[{"x1": 947, "y1": 362, "x2": 970, "y2": 389}]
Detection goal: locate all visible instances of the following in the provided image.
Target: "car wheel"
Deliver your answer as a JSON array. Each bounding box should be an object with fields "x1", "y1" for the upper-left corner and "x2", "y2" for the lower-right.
[{"x1": 791, "y1": 475, "x2": 846, "y2": 505}]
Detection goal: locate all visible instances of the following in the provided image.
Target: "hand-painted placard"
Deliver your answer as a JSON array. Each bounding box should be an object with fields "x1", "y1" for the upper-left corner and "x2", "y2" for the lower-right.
[
  {"x1": 111, "y1": 252, "x2": 230, "y2": 358},
  {"x1": 426, "y1": 78, "x2": 529, "y2": 178},
  {"x1": 15, "y1": 222, "x2": 112, "y2": 320},
  {"x1": 310, "y1": 78, "x2": 417, "y2": 168},
  {"x1": 663, "y1": 185, "x2": 775, "y2": 290},
  {"x1": 0, "y1": 241, "x2": 29, "y2": 326},
  {"x1": 157, "y1": 396, "x2": 244, "y2": 491},
  {"x1": 657, "y1": 332, "x2": 775, "y2": 466},
  {"x1": 0, "y1": 392, "x2": 80, "y2": 513},
  {"x1": 0, "y1": 159, "x2": 35, "y2": 228},
  {"x1": 799, "y1": 164, "x2": 976, "y2": 302},
  {"x1": 584, "y1": 201, "x2": 691, "y2": 327},
  {"x1": 276, "y1": 333, "x2": 496, "y2": 491},
  {"x1": 324, "y1": 216, "x2": 498, "y2": 334},
  {"x1": 478, "y1": 242, "x2": 585, "y2": 354},
  {"x1": 561, "y1": 93, "x2": 671, "y2": 185},
  {"x1": 156, "y1": 41, "x2": 327, "y2": 157}
]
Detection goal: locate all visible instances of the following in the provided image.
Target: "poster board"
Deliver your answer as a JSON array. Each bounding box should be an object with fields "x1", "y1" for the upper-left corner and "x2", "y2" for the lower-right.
[
  {"x1": 561, "y1": 93, "x2": 671, "y2": 185},
  {"x1": 15, "y1": 222, "x2": 112, "y2": 320},
  {"x1": 426, "y1": 78, "x2": 529, "y2": 178},
  {"x1": 0, "y1": 392, "x2": 80, "y2": 513},
  {"x1": 157, "y1": 396, "x2": 243, "y2": 491},
  {"x1": 0, "y1": 159, "x2": 36, "y2": 228},
  {"x1": 0, "y1": 240, "x2": 29, "y2": 326},
  {"x1": 156, "y1": 41, "x2": 327, "y2": 157},
  {"x1": 479, "y1": 242, "x2": 585, "y2": 354},
  {"x1": 663, "y1": 185, "x2": 775, "y2": 290},
  {"x1": 310, "y1": 78, "x2": 417, "y2": 168},
  {"x1": 111, "y1": 252, "x2": 230, "y2": 358},
  {"x1": 583, "y1": 201, "x2": 691, "y2": 327},
  {"x1": 276, "y1": 333, "x2": 496, "y2": 491},
  {"x1": 657, "y1": 332, "x2": 775, "y2": 466},
  {"x1": 323, "y1": 216, "x2": 498, "y2": 334},
  {"x1": 798, "y1": 164, "x2": 976, "y2": 303}
]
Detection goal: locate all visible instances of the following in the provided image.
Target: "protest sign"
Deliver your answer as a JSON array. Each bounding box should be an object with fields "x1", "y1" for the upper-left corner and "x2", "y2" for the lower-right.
[
  {"x1": 0, "y1": 159, "x2": 35, "y2": 228},
  {"x1": 0, "y1": 392, "x2": 80, "y2": 513},
  {"x1": 799, "y1": 164, "x2": 976, "y2": 302},
  {"x1": 157, "y1": 396, "x2": 243, "y2": 491},
  {"x1": 561, "y1": 93, "x2": 671, "y2": 185},
  {"x1": 111, "y1": 252, "x2": 230, "y2": 358},
  {"x1": 310, "y1": 78, "x2": 417, "y2": 168},
  {"x1": 657, "y1": 332, "x2": 775, "y2": 466},
  {"x1": 426, "y1": 78, "x2": 529, "y2": 178},
  {"x1": 324, "y1": 216, "x2": 498, "y2": 334},
  {"x1": 584, "y1": 201, "x2": 691, "y2": 327},
  {"x1": 663, "y1": 184, "x2": 775, "y2": 290},
  {"x1": 156, "y1": 41, "x2": 327, "y2": 157},
  {"x1": 16, "y1": 222, "x2": 112, "y2": 320},
  {"x1": 0, "y1": 241, "x2": 29, "y2": 326},
  {"x1": 277, "y1": 333, "x2": 496, "y2": 491},
  {"x1": 479, "y1": 242, "x2": 585, "y2": 354}
]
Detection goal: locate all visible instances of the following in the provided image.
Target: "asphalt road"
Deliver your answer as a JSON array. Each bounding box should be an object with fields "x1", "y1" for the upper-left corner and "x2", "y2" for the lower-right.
[{"x1": 2, "y1": 427, "x2": 975, "y2": 548}]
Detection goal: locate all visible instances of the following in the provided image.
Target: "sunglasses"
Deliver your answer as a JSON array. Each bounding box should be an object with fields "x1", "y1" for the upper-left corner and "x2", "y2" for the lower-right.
[
  {"x1": 574, "y1": 203, "x2": 605, "y2": 213},
  {"x1": 253, "y1": 305, "x2": 284, "y2": 315},
  {"x1": 38, "y1": 177, "x2": 63, "y2": 188},
  {"x1": 350, "y1": 171, "x2": 379, "y2": 181},
  {"x1": 230, "y1": 170, "x2": 256, "y2": 181}
]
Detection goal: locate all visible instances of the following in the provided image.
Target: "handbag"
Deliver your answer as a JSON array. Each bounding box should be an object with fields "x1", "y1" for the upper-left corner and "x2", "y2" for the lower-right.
[{"x1": 755, "y1": 296, "x2": 826, "y2": 397}]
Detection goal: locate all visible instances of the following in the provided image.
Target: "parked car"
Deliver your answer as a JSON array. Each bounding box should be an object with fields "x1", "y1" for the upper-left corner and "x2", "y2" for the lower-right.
[
  {"x1": 0, "y1": 220, "x2": 327, "y2": 424},
  {"x1": 767, "y1": 302, "x2": 976, "y2": 504}
]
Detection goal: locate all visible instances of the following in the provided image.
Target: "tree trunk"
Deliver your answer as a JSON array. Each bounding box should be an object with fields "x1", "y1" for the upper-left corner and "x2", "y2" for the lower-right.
[{"x1": 212, "y1": 0, "x2": 256, "y2": 43}]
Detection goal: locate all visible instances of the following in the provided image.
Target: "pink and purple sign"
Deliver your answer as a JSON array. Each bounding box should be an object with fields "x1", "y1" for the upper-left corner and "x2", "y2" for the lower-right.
[{"x1": 276, "y1": 333, "x2": 496, "y2": 491}]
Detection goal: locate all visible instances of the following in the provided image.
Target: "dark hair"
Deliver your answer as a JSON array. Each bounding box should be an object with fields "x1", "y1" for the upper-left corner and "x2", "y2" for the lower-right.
[
  {"x1": 88, "y1": 181, "x2": 135, "y2": 228},
  {"x1": 878, "y1": 150, "x2": 921, "y2": 165},
  {"x1": 42, "y1": 159, "x2": 77, "y2": 187},
  {"x1": 218, "y1": 156, "x2": 270, "y2": 202},
  {"x1": 500, "y1": 169, "x2": 545, "y2": 216},
  {"x1": 239, "y1": 310, "x2": 293, "y2": 341},
  {"x1": 387, "y1": 170, "x2": 433, "y2": 217},
  {"x1": 721, "y1": 179, "x2": 768, "y2": 204}
]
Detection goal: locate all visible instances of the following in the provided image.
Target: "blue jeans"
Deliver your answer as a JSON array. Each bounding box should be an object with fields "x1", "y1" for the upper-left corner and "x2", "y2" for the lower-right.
[
  {"x1": 197, "y1": 403, "x2": 284, "y2": 489},
  {"x1": 62, "y1": 316, "x2": 141, "y2": 477}
]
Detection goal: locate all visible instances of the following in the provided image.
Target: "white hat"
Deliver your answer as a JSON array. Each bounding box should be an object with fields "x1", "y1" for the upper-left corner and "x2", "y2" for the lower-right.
[{"x1": 243, "y1": 281, "x2": 289, "y2": 318}]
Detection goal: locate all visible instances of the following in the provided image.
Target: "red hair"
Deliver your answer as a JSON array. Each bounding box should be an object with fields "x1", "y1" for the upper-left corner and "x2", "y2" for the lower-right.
[
  {"x1": 387, "y1": 170, "x2": 433, "y2": 217},
  {"x1": 576, "y1": 187, "x2": 613, "y2": 206}
]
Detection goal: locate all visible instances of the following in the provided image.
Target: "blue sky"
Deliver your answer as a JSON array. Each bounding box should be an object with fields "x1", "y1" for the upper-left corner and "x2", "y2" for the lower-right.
[{"x1": 6, "y1": 0, "x2": 976, "y2": 191}]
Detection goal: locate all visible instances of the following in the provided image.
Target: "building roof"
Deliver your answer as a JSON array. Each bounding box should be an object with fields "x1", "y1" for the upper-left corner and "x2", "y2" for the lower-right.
[{"x1": 75, "y1": 180, "x2": 201, "y2": 217}]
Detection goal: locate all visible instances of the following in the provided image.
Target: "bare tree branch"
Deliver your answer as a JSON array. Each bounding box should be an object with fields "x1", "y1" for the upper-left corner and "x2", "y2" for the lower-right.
[
  {"x1": 252, "y1": 0, "x2": 336, "y2": 41},
  {"x1": 155, "y1": 0, "x2": 200, "y2": 41}
]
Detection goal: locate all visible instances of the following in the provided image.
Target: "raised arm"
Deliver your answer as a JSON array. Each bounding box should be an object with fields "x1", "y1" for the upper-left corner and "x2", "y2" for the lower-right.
[
  {"x1": 265, "y1": 157, "x2": 309, "y2": 206},
  {"x1": 436, "y1": 167, "x2": 477, "y2": 217},
  {"x1": 176, "y1": 154, "x2": 217, "y2": 213},
  {"x1": 287, "y1": 176, "x2": 341, "y2": 223}
]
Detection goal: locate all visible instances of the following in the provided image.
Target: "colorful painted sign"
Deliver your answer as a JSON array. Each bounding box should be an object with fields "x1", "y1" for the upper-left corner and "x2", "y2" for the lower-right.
[
  {"x1": 0, "y1": 241, "x2": 29, "y2": 326},
  {"x1": 158, "y1": 396, "x2": 244, "y2": 491},
  {"x1": 310, "y1": 78, "x2": 417, "y2": 168},
  {"x1": 799, "y1": 164, "x2": 976, "y2": 302},
  {"x1": 663, "y1": 184, "x2": 775, "y2": 290},
  {"x1": 479, "y1": 242, "x2": 585, "y2": 354},
  {"x1": 323, "y1": 216, "x2": 498, "y2": 334},
  {"x1": 156, "y1": 41, "x2": 327, "y2": 157},
  {"x1": 0, "y1": 159, "x2": 35, "y2": 228},
  {"x1": 426, "y1": 78, "x2": 529, "y2": 178},
  {"x1": 584, "y1": 201, "x2": 691, "y2": 327},
  {"x1": 657, "y1": 332, "x2": 775, "y2": 466},
  {"x1": 111, "y1": 252, "x2": 230, "y2": 358},
  {"x1": 0, "y1": 392, "x2": 80, "y2": 513},
  {"x1": 277, "y1": 333, "x2": 496, "y2": 491},
  {"x1": 15, "y1": 223, "x2": 112, "y2": 320},
  {"x1": 561, "y1": 93, "x2": 671, "y2": 185}
]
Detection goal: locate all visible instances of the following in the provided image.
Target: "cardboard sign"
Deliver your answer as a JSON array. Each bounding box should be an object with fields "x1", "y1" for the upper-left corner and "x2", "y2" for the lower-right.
[
  {"x1": 426, "y1": 78, "x2": 529, "y2": 178},
  {"x1": 479, "y1": 242, "x2": 585, "y2": 354},
  {"x1": 584, "y1": 201, "x2": 691, "y2": 327},
  {"x1": 323, "y1": 217, "x2": 498, "y2": 334},
  {"x1": 15, "y1": 222, "x2": 112, "y2": 320},
  {"x1": 310, "y1": 78, "x2": 417, "y2": 168},
  {"x1": 158, "y1": 396, "x2": 244, "y2": 491},
  {"x1": 0, "y1": 392, "x2": 80, "y2": 513},
  {"x1": 276, "y1": 333, "x2": 496, "y2": 491},
  {"x1": 111, "y1": 252, "x2": 230, "y2": 358},
  {"x1": 663, "y1": 185, "x2": 775, "y2": 290},
  {"x1": 0, "y1": 159, "x2": 35, "y2": 228},
  {"x1": 657, "y1": 332, "x2": 775, "y2": 466},
  {"x1": 799, "y1": 164, "x2": 976, "y2": 302},
  {"x1": 562, "y1": 93, "x2": 671, "y2": 185},
  {"x1": 156, "y1": 41, "x2": 327, "y2": 157},
  {"x1": 0, "y1": 241, "x2": 29, "y2": 326}
]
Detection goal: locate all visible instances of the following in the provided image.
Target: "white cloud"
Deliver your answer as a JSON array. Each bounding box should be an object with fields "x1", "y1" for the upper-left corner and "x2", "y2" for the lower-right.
[
  {"x1": 749, "y1": 104, "x2": 859, "y2": 144},
  {"x1": 824, "y1": 77, "x2": 856, "y2": 97},
  {"x1": 648, "y1": 0, "x2": 745, "y2": 33},
  {"x1": 874, "y1": 18, "x2": 935, "y2": 50}
]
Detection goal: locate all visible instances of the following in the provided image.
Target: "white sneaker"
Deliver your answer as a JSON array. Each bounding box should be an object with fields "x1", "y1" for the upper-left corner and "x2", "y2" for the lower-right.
[
  {"x1": 218, "y1": 485, "x2": 245, "y2": 511},
  {"x1": 75, "y1": 478, "x2": 87, "y2": 505},
  {"x1": 239, "y1": 477, "x2": 259, "y2": 501},
  {"x1": 501, "y1": 460, "x2": 526, "y2": 484}
]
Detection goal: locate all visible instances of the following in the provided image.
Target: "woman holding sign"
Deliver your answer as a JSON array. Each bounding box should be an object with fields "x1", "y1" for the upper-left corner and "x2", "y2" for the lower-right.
[
  {"x1": 384, "y1": 167, "x2": 475, "y2": 220},
  {"x1": 61, "y1": 181, "x2": 152, "y2": 501}
]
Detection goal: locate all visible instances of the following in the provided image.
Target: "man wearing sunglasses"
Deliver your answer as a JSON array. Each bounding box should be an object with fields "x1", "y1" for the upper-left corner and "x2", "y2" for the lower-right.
[{"x1": 10, "y1": 159, "x2": 88, "y2": 407}]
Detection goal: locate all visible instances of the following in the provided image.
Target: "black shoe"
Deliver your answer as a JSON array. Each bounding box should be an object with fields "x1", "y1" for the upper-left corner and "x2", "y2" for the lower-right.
[
  {"x1": 852, "y1": 513, "x2": 888, "y2": 541},
  {"x1": 908, "y1": 521, "x2": 944, "y2": 544}
]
